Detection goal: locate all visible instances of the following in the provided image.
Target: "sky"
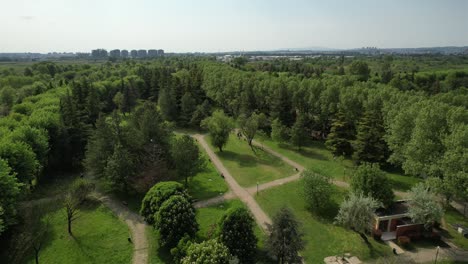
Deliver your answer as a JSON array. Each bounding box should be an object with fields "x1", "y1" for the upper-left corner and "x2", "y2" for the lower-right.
[{"x1": 0, "y1": 0, "x2": 467, "y2": 53}]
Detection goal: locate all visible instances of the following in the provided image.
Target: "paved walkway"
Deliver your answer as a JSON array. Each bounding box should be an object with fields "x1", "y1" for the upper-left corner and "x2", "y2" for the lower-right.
[{"x1": 193, "y1": 134, "x2": 272, "y2": 231}]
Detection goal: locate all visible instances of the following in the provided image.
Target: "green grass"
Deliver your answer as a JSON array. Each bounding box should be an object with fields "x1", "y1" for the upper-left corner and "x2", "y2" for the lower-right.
[
  {"x1": 25, "y1": 201, "x2": 132, "y2": 264},
  {"x1": 146, "y1": 227, "x2": 172, "y2": 264},
  {"x1": 207, "y1": 134, "x2": 295, "y2": 187},
  {"x1": 255, "y1": 180, "x2": 392, "y2": 263},
  {"x1": 186, "y1": 145, "x2": 229, "y2": 201},
  {"x1": 441, "y1": 206, "x2": 468, "y2": 250},
  {"x1": 256, "y1": 135, "x2": 422, "y2": 191}
]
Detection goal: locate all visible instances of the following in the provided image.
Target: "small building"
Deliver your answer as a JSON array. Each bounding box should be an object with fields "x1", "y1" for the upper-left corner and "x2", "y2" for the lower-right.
[
  {"x1": 137, "y1": 49, "x2": 147, "y2": 58},
  {"x1": 148, "y1": 49, "x2": 158, "y2": 57},
  {"x1": 109, "y1": 49, "x2": 121, "y2": 58},
  {"x1": 373, "y1": 200, "x2": 424, "y2": 241},
  {"x1": 130, "y1": 50, "x2": 138, "y2": 58}
]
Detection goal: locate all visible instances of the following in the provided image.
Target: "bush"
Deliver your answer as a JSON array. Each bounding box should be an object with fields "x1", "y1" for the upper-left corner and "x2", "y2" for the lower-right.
[
  {"x1": 140, "y1": 181, "x2": 189, "y2": 224},
  {"x1": 372, "y1": 229, "x2": 382, "y2": 241},
  {"x1": 70, "y1": 178, "x2": 95, "y2": 204}
]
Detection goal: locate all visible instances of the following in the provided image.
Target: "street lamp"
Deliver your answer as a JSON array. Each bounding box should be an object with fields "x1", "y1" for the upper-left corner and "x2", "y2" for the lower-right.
[{"x1": 434, "y1": 246, "x2": 440, "y2": 264}]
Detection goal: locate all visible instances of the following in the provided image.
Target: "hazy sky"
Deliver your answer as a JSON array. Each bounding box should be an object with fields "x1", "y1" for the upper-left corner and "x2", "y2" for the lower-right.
[{"x1": 1, "y1": 0, "x2": 467, "y2": 53}]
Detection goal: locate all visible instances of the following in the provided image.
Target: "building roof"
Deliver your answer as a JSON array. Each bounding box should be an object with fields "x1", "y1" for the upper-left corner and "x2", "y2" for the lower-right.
[{"x1": 375, "y1": 200, "x2": 410, "y2": 217}]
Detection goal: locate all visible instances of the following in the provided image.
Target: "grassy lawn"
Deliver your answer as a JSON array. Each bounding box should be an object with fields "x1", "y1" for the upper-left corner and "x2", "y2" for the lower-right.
[
  {"x1": 255, "y1": 135, "x2": 422, "y2": 191},
  {"x1": 25, "y1": 201, "x2": 132, "y2": 264},
  {"x1": 207, "y1": 134, "x2": 295, "y2": 187},
  {"x1": 186, "y1": 145, "x2": 229, "y2": 201},
  {"x1": 255, "y1": 180, "x2": 392, "y2": 263},
  {"x1": 441, "y1": 206, "x2": 468, "y2": 250}
]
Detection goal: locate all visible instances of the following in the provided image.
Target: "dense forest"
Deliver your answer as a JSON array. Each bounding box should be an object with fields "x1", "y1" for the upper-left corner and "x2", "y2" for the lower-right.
[{"x1": 0, "y1": 55, "x2": 467, "y2": 262}]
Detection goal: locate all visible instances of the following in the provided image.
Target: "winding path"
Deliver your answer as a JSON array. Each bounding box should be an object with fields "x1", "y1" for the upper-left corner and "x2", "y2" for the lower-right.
[
  {"x1": 96, "y1": 193, "x2": 148, "y2": 264},
  {"x1": 193, "y1": 134, "x2": 272, "y2": 231}
]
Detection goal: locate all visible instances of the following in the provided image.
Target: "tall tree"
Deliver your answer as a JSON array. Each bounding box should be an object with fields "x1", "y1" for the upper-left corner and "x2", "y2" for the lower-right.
[
  {"x1": 201, "y1": 110, "x2": 234, "y2": 152},
  {"x1": 267, "y1": 207, "x2": 305, "y2": 263},
  {"x1": 326, "y1": 109, "x2": 354, "y2": 157},
  {"x1": 352, "y1": 108, "x2": 388, "y2": 164},
  {"x1": 238, "y1": 113, "x2": 260, "y2": 147},
  {"x1": 350, "y1": 163, "x2": 395, "y2": 207},
  {"x1": 349, "y1": 61, "x2": 371, "y2": 81},
  {"x1": 290, "y1": 115, "x2": 307, "y2": 150},
  {"x1": 271, "y1": 118, "x2": 290, "y2": 142},
  {"x1": 104, "y1": 143, "x2": 136, "y2": 193},
  {"x1": 0, "y1": 159, "x2": 21, "y2": 235},
  {"x1": 218, "y1": 207, "x2": 257, "y2": 263},
  {"x1": 171, "y1": 135, "x2": 205, "y2": 186}
]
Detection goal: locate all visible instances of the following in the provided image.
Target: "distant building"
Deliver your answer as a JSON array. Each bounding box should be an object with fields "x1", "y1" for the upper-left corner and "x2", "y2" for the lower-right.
[
  {"x1": 148, "y1": 49, "x2": 158, "y2": 57},
  {"x1": 91, "y1": 49, "x2": 108, "y2": 59},
  {"x1": 137, "y1": 49, "x2": 147, "y2": 58},
  {"x1": 158, "y1": 49, "x2": 164, "y2": 56},
  {"x1": 130, "y1": 50, "x2": 138, "y2": 58},
  {"x1": 121, "y1": 50, "x2": 129, "y2": 58},
  {"x1": 109, "y1": 49, "x2": 121, "y2": 58}
]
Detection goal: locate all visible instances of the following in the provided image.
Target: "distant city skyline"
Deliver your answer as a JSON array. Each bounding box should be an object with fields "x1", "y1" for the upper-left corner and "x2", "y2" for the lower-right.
[{"x1": 1, "y1": 0, "x2": 467, "y2": 53}]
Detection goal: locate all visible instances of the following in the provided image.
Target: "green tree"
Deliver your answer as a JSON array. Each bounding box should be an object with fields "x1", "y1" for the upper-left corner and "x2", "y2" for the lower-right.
[
  {"x1": 352, "y1": 109, "x2": 387, "y2": 164},
  {"x1": 218, "y1": 207, "x2": 257, "y2": 263},
  {"x1": 156, "y1": 195, "x2": 198, "y2": 248},
  {"x1": 171, "y1": 135, "x2": 205, "y2": 186},
  {"x1": 140, "y1": 181, "x2": 189, "y2": 225},
  {"x1": 302, "y1": 170, "x2": 333, "y2": 214},
  {"x1": 271, "y1": 118, "x2": 290, "y2": 142},
  {"x1": 334, "y1": 192, "x2": 381, "y2": 244},
  {"x1": 201, "y1": 110, "x2": 234, "y2": 152},
  {"x1": 158, "y1": 87, "x2": 178, "y2": 121},
  {"x1": 104, "y1": 144, "x2": 136, "y2": 193},
  {"x1": 180, "y1": 92, "x2": 197, "y2": 126},
  {"x1": 408, "y1": 184, "x2": 444, "y2": 230},
  {"x1": 349, "y1": 61, "x2": 370, "y2": 81},
  {"x1": 290, "y1": 115, "x2": 307, "y2": 150},
  {"x1": 267, "y1": 207, "x2": 305, "y2": 263},
  {"x1": 0, "y1": 139, "x2": 39, "y2": 184},
  {"x1": 181, "y1": 239, "x2": 232, "y2": 264},
  {"x1": 238, "y1": 113, "x2": 260, "y2": 147},
  {"x1": 350, "y1": 163, "x2": 395, "y2": 207},
  {"x1": 83, "y1": 115, "x2": 115, "y2": 177},
  {"x1": 0, "y1": 159, "x2": 22, "y2": 234},
  {"x1": 326, "y1": 110, "x2": 354, "y2": 157}
]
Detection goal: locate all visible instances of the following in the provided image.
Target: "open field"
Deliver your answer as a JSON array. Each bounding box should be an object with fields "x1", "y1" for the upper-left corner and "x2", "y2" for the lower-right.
[
  {"x1": 24, "y1": 201, "x2": 132, "y2": 264},
  {"x1": 255, "y1": 180, "x2": 392, "y2": 263},
  {"x1": 207, "y1": 134, "x2": 295, "y2": 187}
]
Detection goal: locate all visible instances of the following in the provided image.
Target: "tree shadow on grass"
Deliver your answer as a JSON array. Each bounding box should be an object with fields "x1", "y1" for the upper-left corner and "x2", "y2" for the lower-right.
[
  {"x1": 218, "y1": 150, "x2": 258, "y2": 167},
  {"x1": 277, "y1": 142, "x2": 328, "y2": 161}
]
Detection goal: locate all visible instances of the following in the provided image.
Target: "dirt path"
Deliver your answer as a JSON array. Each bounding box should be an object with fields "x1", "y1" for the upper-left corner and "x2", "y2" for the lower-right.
[
  {"x1": 193, "y1": 134, "x2": 272, "y2": 231},
  {"x1": 193, "y1": 192, "x2": 235, "y2": 208},
  {"x1": 96, "y1": 192, "x2": 148, "y2": 264}
]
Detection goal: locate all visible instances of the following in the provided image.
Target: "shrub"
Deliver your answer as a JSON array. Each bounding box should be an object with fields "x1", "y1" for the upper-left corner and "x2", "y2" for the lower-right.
[{"x1": 397, "y1": 236, "x2": 410, "y2": 247}]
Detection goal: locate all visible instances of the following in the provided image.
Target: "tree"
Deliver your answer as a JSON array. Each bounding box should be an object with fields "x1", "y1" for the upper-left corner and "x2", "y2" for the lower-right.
[
  {"x1": 140, "y1": 181, "x2": 189, "y2": 224},
  {"x1": 349, "y1": 61, "x2": 370, "y2": 81},
  {"x1": 267, "y1": 207, "x2": 305, "y2": 263},
  {"x1": 64, "y1": 193, "x2": 79, "y2": 236},
  {"x1": 334, "y1": 192, "x2": 381, "y2": 244},
  {"x1": 181, "y1": 239, "x2": 232, "y2": 264},
  {"x1": 408, "y1": 184, "x2": 444, "y2": 230},
  {"x1": 69, "y1": 178, "x2": 95, "y2": 204},
  {"x1": 158, "y1": 87, "x2": 177, "y2": 121},
  {"x1": 290, "y1": 115, "x2": 307, "y2": 149},
  {"x1": 302, "y1": 170, "x2": 333, "y2": 214},
  {"x1": 201, "y1": 110, "x2": 234, "y2": 152},
  {"x1": 171, "y1": 135, "x2": 205, "y2": 186},
  {"x1": 271, "y1": 118, "x2": 289, "y2": 142},
  {"x1": 0, "y1": 159, "x2": 21, "y2": 235},
  {"x1": 20, "y1": 203, "x2": 52, "y2": 264},
  {"x1": 156, "y1": 195, "x2": 198, "y2": 248},
  {"x1": 180, "y1": 92, "x2": 197, "y2": 126},
  {"x1": 218, "y1": 207, "x2": 257, "y2": 263},
  {"x1": 326, "y1": 110, "x2": 354, "y2": 157},
  {"x1": 238, "y1": 113, "x2": 260, "y2": 148},
  {"x1": 352, "y1": 109, "x2": 387, "y2": 164},
  {"x1": 350, "y1": 163, "x2": 395, "y2": 207},
  {"x1": 0, "y1": 139, "x2": 39, "y2": 184},
  {"x1": 104, "y1": 144, "x2": 136, "y2": 193}
]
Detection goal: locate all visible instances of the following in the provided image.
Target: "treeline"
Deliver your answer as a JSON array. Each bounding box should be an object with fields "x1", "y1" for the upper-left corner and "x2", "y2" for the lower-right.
[{"x1": 0, "y1": 56, "x2": 467, "y2": 237}]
